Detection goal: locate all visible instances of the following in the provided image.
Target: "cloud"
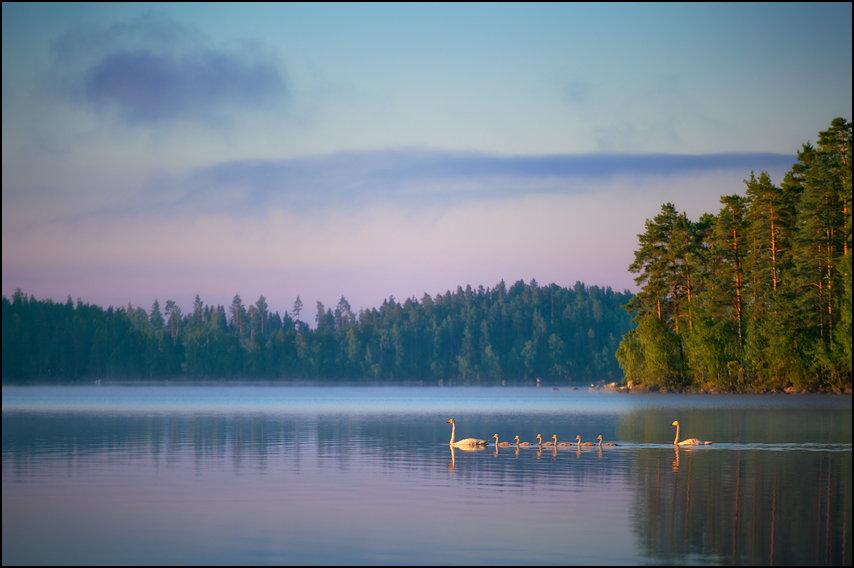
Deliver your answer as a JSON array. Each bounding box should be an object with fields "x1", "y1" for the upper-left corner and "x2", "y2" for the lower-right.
[
  {"x1": 2, "y1": 147, "x2": 799, "y2": 311},
  {"x1": 4, "y1": 147, "x2": 796, "y2": 237},
  {"x1": 0, "y1": 168, "x2": 779, "y2": 312},
  {"x1": 132, "y1": 149, "x2": 796, "y2": 217},
  {"x1": 52, "y1": 13, "x2": 286, "y2": 124},
  {"x1": 83, "y1": 49, "x2": 284, "y2": 123}
]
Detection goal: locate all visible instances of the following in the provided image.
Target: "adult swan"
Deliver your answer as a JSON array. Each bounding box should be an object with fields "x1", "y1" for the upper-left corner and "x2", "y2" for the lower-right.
[
  {"x1": 447, "y1": 419, "x2": 489, "y2": 447},
  {"x1": 671, "y1": 421, "x2": 712, "y2": 446}
]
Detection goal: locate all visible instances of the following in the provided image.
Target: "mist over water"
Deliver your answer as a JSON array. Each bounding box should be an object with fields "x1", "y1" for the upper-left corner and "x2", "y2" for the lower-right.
[{"x1": 3, "y1": 386, "x2": 851, "y2": 565}]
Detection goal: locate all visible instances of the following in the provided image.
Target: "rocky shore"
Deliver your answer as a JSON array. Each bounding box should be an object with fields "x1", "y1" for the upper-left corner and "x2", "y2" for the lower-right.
[{"x1": 584, "y1": 380, "x2": 852, "y2": 395}]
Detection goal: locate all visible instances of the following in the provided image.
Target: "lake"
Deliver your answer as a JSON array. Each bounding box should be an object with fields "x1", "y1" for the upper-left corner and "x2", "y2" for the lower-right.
[{"x1": 2, "y1": 385, "x2": 851, "y2": 565}]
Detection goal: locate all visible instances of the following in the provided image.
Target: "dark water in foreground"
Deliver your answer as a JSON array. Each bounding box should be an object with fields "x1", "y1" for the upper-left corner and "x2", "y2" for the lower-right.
[{"x1": 2, "y1": 386, "x2": 851, "y2": 565}]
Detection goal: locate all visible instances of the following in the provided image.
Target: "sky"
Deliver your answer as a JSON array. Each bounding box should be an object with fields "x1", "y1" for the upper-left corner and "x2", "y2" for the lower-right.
[{"x1": 2, "y1": 3, "x2": 852, "y2": 320}]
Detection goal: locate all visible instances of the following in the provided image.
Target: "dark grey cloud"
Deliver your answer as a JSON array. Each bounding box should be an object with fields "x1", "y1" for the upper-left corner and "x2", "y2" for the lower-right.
[
  {"x1": 53, "y1": 14, "x2": 286, "y2": 124},
  {"x1": 132, "y1": 150, "x2": 796, "y2": 218}
]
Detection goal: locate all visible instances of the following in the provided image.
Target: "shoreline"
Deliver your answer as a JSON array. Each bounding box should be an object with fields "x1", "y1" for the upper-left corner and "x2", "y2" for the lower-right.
[{"x1": 2, "y1": 377, "x2": 851, "y2": 395}]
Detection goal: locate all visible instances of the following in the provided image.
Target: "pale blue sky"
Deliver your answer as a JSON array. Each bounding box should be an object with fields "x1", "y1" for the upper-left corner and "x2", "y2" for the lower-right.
[{"x1": 2, "y1": 3, "x2": 851, "y2": 316}]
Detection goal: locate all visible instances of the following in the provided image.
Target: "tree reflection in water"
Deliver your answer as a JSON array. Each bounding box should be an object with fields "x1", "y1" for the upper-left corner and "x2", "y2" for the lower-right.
[{"x1": 2, "y1": 390, "x2": 850, "y2": 565}]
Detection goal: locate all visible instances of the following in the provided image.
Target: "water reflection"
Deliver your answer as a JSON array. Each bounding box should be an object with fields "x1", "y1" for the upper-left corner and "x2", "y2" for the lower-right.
[
  {"x1": 2, "y1": 389, "x2": 851, "y2": 565},
  {"x1": 634, "y1": 445, "x2": 851, "y2": 565}
]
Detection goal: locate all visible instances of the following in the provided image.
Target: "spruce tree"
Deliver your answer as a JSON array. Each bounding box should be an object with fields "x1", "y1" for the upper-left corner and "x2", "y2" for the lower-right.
[{"x1": 149, "y1": 299, "x2": 165, "y2": 333}]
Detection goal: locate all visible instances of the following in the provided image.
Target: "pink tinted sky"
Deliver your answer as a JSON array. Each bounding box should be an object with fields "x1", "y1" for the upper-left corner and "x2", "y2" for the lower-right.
[{"x1": 2, "y1": 4, "x2": 850, "y2": 318}]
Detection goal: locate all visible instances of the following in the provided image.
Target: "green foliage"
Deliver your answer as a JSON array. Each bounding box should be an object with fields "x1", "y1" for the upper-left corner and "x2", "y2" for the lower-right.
[
  {"x1": 618, "y1": 118, "x2": 852, "y2": 391},
  {"x1": 149, "y1": 299, "x2": 165, "y2": 332},
  {"x1": 835, "y1": 253, "x2": 852, "y2": 378},
  {"x1": 685, "y1": 310, "x2": 740, "y2": 390},
  {"x1": 615, "y1": 315, "x2": 683, "y2": 388},
  {"x1": 3, "y1": 281, "x2": 633, "y2": 383}
]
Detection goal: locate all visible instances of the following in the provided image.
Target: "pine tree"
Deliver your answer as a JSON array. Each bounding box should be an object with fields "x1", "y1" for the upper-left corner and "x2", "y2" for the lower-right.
[
  {"x1": 149, "y1": 299, "x2": 165, "y2": 333},
  {"x1": 229, "y1": 294, "x2": 248, "y2": 338},
  {"x1": 622, "y1": 203, "x2": 692, "y2": 383},
  {"x1": 164, "y1": 300, "x2": 181, "y2": 340},
  {"x1": 193, "y1": 295, "x2": 204, "y2": 326},
  {"x1": 745, "y1": 172, "x2": 788, "y2": 304},
  {"x1": 626, "y1": 203, "x2": 680, "y2": 325},
  {"x1": 786, "y1": 119, "x2": 852, "y2": 384},
  {"x1": 254, "y1": 295, "x2": 269, "y2": 339},
  {"x1": 292, "y1": 296, "x2": 303, "y2": 333},
  {"x1": 714, "y1": 194, "x2": 749, "y2": 353}
]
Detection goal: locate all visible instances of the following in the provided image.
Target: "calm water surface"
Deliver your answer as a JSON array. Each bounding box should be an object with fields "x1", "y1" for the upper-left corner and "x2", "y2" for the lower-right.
[{"x1": 2, "y1": 386, "x2": 851, "y2": 565}]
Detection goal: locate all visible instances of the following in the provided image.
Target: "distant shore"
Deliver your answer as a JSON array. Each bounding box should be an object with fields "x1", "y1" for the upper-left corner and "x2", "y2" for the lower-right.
[{"x1": 2, "y1": 377, "x2": 851, "y2": 395}]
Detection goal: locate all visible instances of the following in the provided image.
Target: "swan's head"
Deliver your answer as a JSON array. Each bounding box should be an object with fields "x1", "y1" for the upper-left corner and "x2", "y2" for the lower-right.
[
  {"x1": 597, "y1": 435, "x2": 603, "y2": 441},
  {"x1": 671, "y1": 421, "x2": 679, "y2": 427},
  {"x1": 575, "y1": 435, "x2": 581, "y2": 441},
  {"x1": 493, "y1": 434, "x2": 499, "y2": 439},
  {"x1": 447, "y1": 419, "x2": 455, "y2": 425},
  {"x1": 514, "y1": 436, "x2": 520, "y2": 441},
  {"x1": 536, "y1": 434, "x2": 542, "y2": 440},
  {"x1": 552, "y1": 435, "x2": 557, "y2": 440}
]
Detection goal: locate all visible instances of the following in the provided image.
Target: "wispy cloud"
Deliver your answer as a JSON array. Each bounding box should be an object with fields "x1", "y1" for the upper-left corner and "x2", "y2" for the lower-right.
[
  {"x1": 0, "y1": 146, "x2": 800, "y2": 311},
  {"x1": 125, "y1": 149, "x2": 797, "y2": 217},
  {"x1": 52, "y1": 13, "x2": 286, "y2": 124}
]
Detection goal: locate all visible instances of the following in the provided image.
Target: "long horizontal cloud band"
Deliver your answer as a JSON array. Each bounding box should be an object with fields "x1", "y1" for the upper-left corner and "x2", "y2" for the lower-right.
[{"x1": 148, "y1": 150, "x2": 797, "y2": 214}]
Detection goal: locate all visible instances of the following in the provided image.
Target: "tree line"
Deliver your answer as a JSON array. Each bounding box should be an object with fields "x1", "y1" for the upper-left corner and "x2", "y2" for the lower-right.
[
  {"x1": 616, "y1": 118, "x2": 852, "y2": 392},
  {"x1": 2, "y1": 280, "x2": 633, "y2": 383}
]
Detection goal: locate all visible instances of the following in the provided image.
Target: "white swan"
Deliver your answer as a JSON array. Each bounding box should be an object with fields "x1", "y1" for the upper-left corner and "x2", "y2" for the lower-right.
[
  {"x1": 553, "y1": 435, "x2": 571, "y2": 446},
  {"x1": 447, "y1": 419, "x2": 489, "y2": 447},
  {"x1": 576, "y1": 435, "x2": 595, "y2": 446},
  {"x1": 671, "y1": 421, "x2": 712, "y2": 445},
  {"x1": 596, "y1": 435, "x2": 618, "y2": 446}
]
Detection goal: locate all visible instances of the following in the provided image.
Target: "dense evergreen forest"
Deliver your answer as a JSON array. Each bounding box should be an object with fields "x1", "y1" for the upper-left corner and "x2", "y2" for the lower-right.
[
  {"x1": 4, "y1": 118, "x2": 850, "y2": 391},
  {"x1": 616, "y1": 118, "x2": 852, "y2": 393},
  {"x1": 2, "y1": 280, "x2": 632, "y2": 383}
]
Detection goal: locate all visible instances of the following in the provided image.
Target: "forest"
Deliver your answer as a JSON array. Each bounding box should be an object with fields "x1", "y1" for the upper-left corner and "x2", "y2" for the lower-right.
[
  {"x1": 2, "y1": 280, "x2": 632, "y2": 384},
  {"x1": 616, "y1": 118, "x2": 852, "y2": 392},
  {"x1": 3, "y1": 118, "x2": 851, "y2": 391}
]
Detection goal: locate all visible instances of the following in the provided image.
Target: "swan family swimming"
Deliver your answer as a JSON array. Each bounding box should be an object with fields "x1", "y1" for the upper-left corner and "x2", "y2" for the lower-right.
[
  {"x1": 447, "y1": 420, "x2": 620, "y2": 448},
  {"x1": 446, "y1": 419, "x2": 710, "y2": 447}
]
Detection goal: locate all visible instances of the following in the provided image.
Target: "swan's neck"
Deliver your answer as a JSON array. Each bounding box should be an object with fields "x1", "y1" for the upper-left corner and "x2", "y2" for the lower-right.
[
  {"x1": 673, "y1": 424, "x2": 679, "y2": 445},
  {"x1": 450, "y1": 423, "x2": 455, "y2": 445}
]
